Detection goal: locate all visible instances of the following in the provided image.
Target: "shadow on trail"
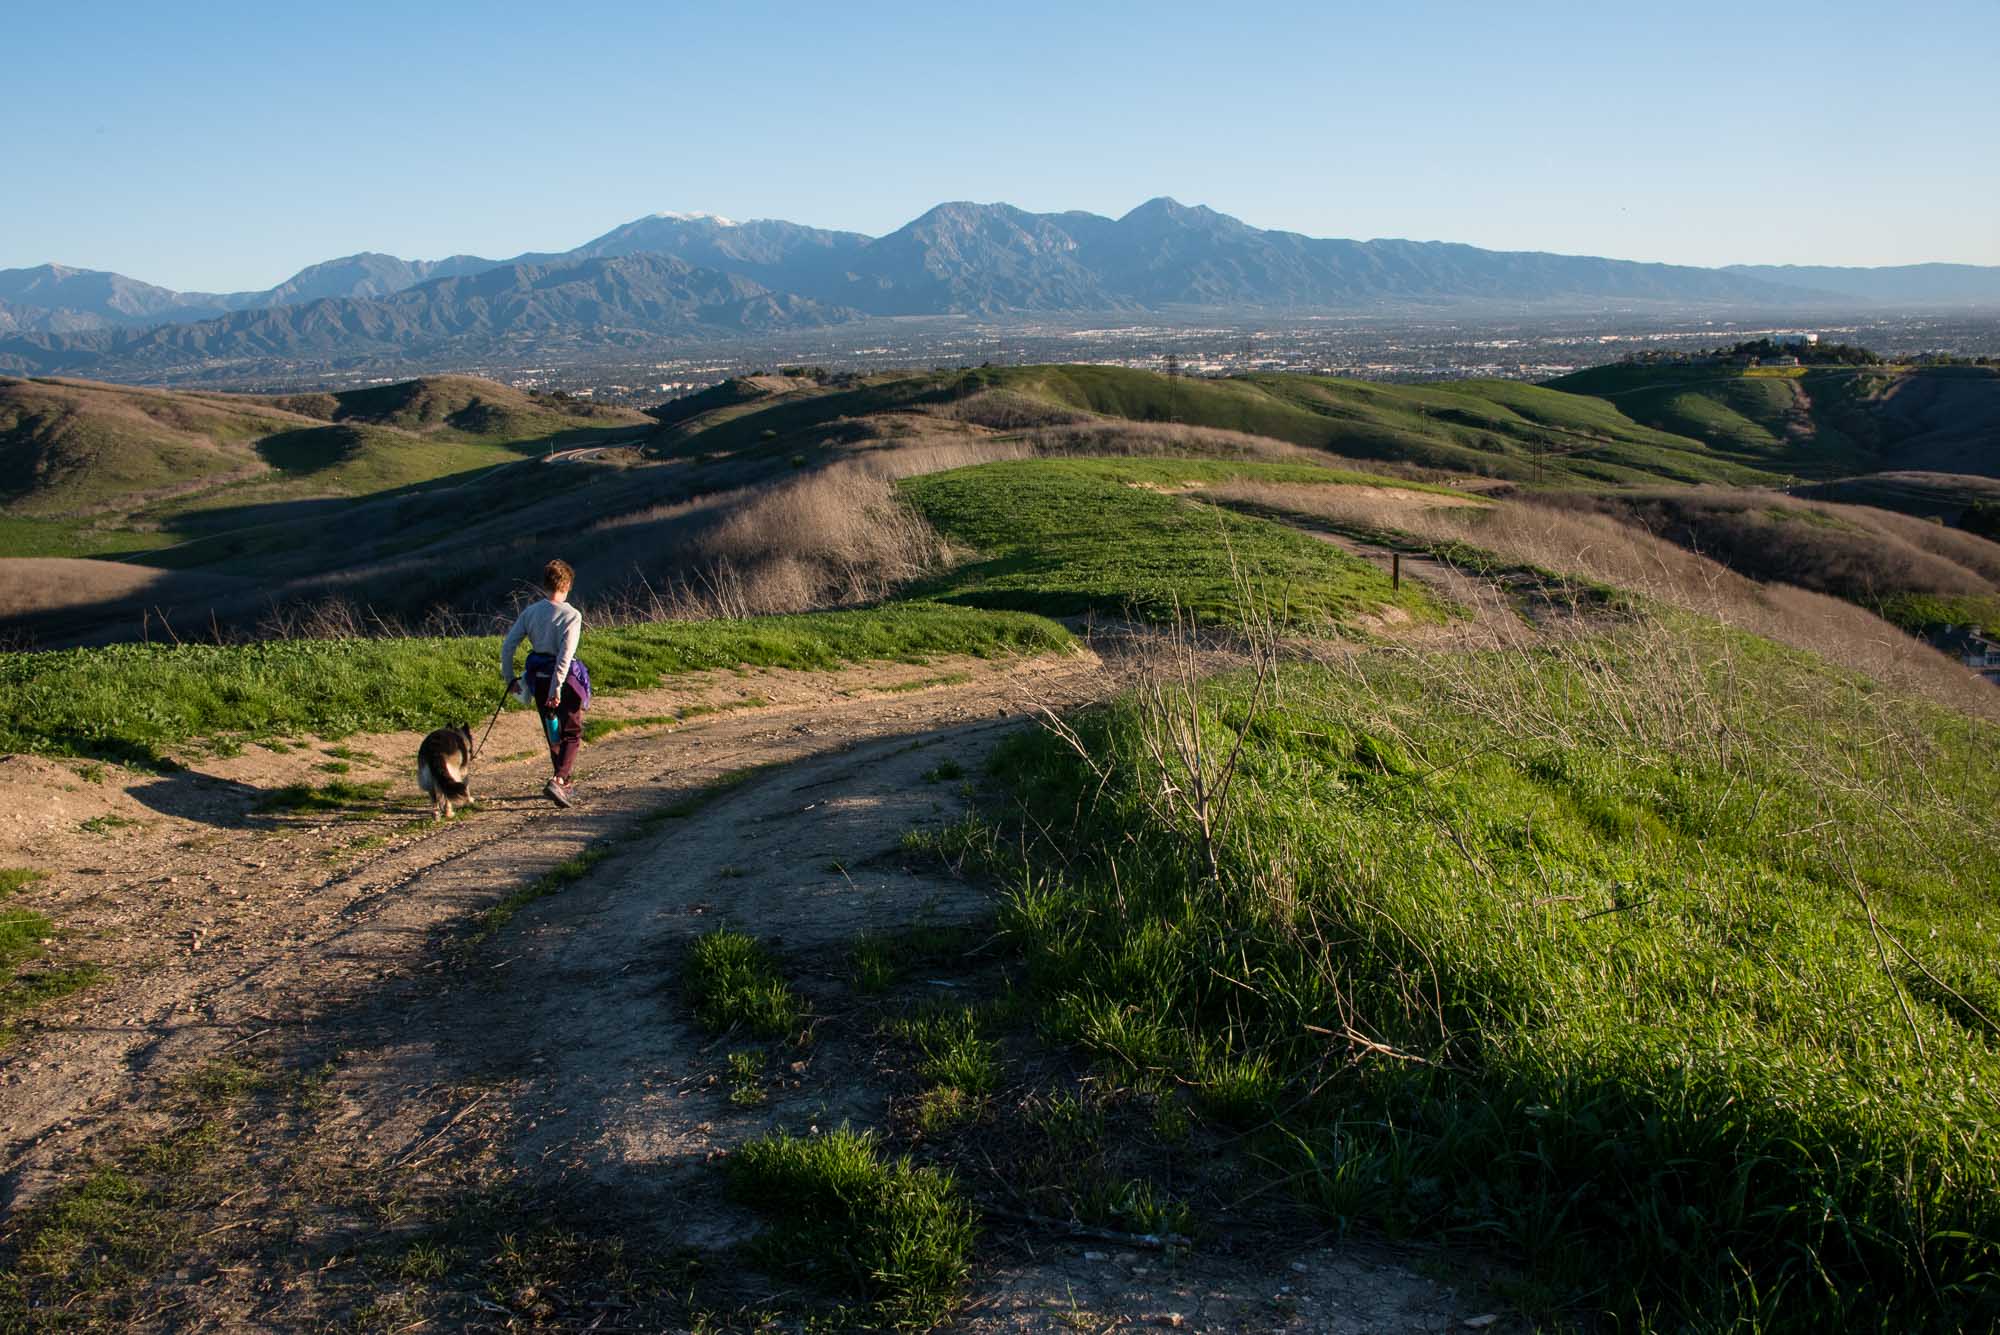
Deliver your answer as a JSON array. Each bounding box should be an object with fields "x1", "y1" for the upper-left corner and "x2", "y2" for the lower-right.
[{"x1": 36, "y1": 713, "x2": 1024, "y2": 1327}]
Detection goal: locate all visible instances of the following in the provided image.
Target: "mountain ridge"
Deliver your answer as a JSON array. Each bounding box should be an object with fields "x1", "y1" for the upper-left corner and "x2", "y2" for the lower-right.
[
  {"x1": 4, "y1": 199, "x2": 1996, "y2": 380},
  {"x1": 0, "y1": 254, "x2": 859, "y2": 378},
  {"x1": 17, "y1": 196, "x2": 1994, "y2": 327}
]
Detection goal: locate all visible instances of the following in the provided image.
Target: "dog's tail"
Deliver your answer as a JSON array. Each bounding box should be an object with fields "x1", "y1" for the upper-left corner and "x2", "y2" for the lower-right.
[{"x1": 417, "y1": 754, "x2": 471, "y2": 801}]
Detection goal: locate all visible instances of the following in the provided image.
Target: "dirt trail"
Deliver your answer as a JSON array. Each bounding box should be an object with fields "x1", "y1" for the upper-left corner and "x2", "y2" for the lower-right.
[{"x1": 0, "y1": 638, "x2": 1512, "y2": 1331}]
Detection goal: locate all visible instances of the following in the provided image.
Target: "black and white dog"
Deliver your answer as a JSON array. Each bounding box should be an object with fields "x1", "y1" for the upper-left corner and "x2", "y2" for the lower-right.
[{"x1": 415, "y1": 723, "x2": 476, "y2": 820}]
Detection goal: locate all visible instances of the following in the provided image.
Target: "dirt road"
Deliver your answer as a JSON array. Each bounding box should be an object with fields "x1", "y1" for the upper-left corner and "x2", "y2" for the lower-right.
[{"x1": 0, "y1": 642, "x2": 1508, "y2": 1330}]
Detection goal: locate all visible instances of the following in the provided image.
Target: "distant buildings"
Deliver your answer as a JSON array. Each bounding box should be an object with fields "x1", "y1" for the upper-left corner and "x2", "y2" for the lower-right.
[
  {"x1": 1928, "y1": 624, "x2": 2000, "y2": 685},
  {"x1": 1771, "y1": 332, "x2": 1820, "y2": 347}
]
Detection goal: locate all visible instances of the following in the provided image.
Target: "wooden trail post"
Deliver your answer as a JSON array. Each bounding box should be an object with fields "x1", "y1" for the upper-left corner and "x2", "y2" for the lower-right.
[{"x1": 1392, "y1": 553, "x2": 1401, "y2": 589}]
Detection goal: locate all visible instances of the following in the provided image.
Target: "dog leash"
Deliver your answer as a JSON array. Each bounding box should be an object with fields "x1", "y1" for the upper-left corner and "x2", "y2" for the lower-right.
[{"x1": 474, "y1": 680, "x2": 513, "y2": 761}]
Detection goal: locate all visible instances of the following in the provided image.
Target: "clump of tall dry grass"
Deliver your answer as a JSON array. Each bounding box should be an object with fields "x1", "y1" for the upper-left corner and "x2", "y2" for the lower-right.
[{"x1": 604, "y1": 463, "x2": 954, "y2": 620}]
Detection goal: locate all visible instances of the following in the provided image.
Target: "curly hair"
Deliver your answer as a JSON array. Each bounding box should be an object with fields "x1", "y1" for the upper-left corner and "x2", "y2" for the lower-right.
[{"x1": 542, "y1": 558, "x2": 575, "y2": 594}]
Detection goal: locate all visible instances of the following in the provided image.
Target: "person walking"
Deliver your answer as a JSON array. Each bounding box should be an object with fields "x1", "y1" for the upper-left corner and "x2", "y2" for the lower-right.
[{"x1": 501, "y1": 558, "x2": 591, "y2": 808}]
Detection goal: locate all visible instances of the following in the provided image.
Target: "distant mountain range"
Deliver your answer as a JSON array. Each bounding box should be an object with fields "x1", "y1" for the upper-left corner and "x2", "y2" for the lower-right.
[{"x1": 3, "y1": 199, "x2": 1996, "y2": 379}]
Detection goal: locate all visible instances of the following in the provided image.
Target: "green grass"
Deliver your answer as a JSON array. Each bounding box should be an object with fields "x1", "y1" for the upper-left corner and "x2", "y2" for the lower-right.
[
  {"x1": 651, "y1": 363, "x2": 1786, "y2": 488},
  {"x1": 887, "y1": 1001, "x2": 1002, "y2": 1131},
  {"x1": 252, "y1": 779, "x2": 393, "y2": 814},
  {"x1": 1537, "y1": 364, "x2": 1988, "y2": 479},
  {"x1": 901, "y1": 458, "x2": 1441, "y2": 627},
  {"x1": 0, "y1": 1134, "x2": 211, "y2": 1318},
  {"x1": 726, "y1": 1050, "x2": 769, "y2": 1108},
  {"x1": 0, "y1": 374, "x2": 650, "y2": 558},
  {"x1": 987, "y1": 618, "x2": 2000, "y2": 1329},
  {"x1": 467, "y1": 847, "x2": 608, "y2": 944},
  {"x1": 725, "y1": 1127, "x2": 977, "y2": 1325},
  {"x1": 579, "y1": 713, "x2": 678, "y2": 743},
  {"x1": 0, "y1": 517, "x2": 180, "y2": 559},
  {"x1": 0, "y1": 603, "x2": 1072, "y2": 765},
  {"x1": 683, "y1": 929, "x2": 805, "y2": 1040},
  {"x1": 1875, "y1": 591, "x2": 2000, "y2": 634},
  {"x1": 849, "y1": 923, "x2": 980, "y2": 994},
  {"x1": 0, "y1": 870, "x2": 100, "y2": 1048}
]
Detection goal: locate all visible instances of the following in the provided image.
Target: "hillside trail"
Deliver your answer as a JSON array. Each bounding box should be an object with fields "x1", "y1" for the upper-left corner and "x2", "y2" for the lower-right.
[{"x1": 0, "y1": 619, "x2": 1520, "y2": 1331}]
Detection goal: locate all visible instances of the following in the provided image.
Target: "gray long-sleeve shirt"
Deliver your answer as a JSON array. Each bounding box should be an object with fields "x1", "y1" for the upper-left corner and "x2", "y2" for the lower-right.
[{"x1": 500, "y1": 598, "x2": 583, "y2": 690}]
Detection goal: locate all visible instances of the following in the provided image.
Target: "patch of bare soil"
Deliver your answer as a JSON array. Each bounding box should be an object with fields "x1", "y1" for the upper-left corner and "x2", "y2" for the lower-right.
[{"x1": 0, "y1": 644, "x2": 1516, "y2": 1331}]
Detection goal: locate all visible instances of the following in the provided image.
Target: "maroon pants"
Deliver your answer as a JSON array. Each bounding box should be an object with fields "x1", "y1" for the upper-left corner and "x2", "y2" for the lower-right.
[{"x1": 531, "y1": 672, "x2": 587, "y2": 781}]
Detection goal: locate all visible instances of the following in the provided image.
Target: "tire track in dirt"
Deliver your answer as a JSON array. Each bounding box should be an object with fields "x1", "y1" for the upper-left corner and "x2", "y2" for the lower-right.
[
  {"x1": 1, "y1": 640, "x2": 1511, "y2": 1331},
  {"x1": 0, "y1": 652, "x2": 1096, "y2": 1211}
]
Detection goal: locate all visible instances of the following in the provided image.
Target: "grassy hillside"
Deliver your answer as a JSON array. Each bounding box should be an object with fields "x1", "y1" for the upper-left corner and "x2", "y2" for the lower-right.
[
  {"x1": 0, "y1": 603, "x2": 1072, "y2": 765},
  {"x1": 248, "y1": 374, "x2": 645, "y2": 444},
  {"x1": 0, "y1": 376, "x2": 306, "y2": 517},
  {"x1": 1547, "y1": 363, "x2": 2000, "y2": 480},
  {"x1": 1794, "y1": 469, "x2": 2000, "y2": 524},
  {"x1": 986, "y1": 622, "x2": 2000, "y2": 1328},
  {"x1": 0, "y1": 375, "x2": 650, "y2": 558},
  {"x1": 900, "y1": 457, "x2": 1445, "y2": 626},
  {"x1": 650, "y1": 364, "x2": 1783, "y2": 488},
  {"x1": 1540, "y1": 489, "x2": 2000, "y2": 632}
]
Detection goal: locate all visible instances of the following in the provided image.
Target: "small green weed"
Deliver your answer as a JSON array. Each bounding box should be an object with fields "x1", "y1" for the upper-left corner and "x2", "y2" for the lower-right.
[
  {"x1": 876, "y1": 672, "x2": 974, "y2": 695},
  {"x1": 254, "y1": 779, "x2": 392, "y2": 814},
  {"x1": 683, "y1": 930, "x2": 805, "y2": 1040},
  {"x1": 0, "y1": 889, "x2": 100, "y2": 1046},
  {"x1": 726, "y1": 1050, "x2": 768, "y2": 1107},
  {"x1": 467, "y1": 847, "x2": 607, "y2": 944},
  {"x1": 851, "y1": 923, "x2": 989, "y2": 995},
  {"x1": 899, "y1": 816, "x2": 1002, "y2": 876},
  {"x1": 580, "y1": 713, "x2": 677, "y2": 743},
  {"x1": 1078, "y1": 1178, "x2": 1195, "y2": 1239},
  {"x1": 726, "y1": 1127, "x2": 976, "y2": 1324},
  {"x1": 77, "y1": 815, "x2": 140, "y2": 835},
  {"x1": 889, "y1": 1002, "x2": 1000, "y2": 1124},
  {"x1": 921, "y1": 759, "x2": 966, "y2": 784}
]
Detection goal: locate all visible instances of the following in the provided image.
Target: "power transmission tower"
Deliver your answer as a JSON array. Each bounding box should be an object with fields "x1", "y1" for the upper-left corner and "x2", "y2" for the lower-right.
[{"x1": 1164, "y1": 351, "x2": 1181, "y2": 423}]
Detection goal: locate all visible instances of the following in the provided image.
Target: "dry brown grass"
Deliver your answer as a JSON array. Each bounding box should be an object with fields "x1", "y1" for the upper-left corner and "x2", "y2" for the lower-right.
[
  {"x1": 1539, "y1": 490, "x2": 2000, "y2": 603},
  {"x1": 592, "y1": 462, "x2": 953, "y2": 620},
  {"x1": 1209, "y1": 480, "x2": 2000, "y2": 721}
]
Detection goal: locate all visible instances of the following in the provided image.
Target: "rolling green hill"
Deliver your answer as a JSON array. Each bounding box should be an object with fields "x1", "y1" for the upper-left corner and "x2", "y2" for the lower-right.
[
  {"x1": 247, "y1": 374, "x2": 643, "y2": 444},
  {"x1": 649, "y1": 363, "x2": 1786, "y2": 487},
  {"x1": 0, "y1": 374, "x2": 650, "y2": 556},
  {"x1": 899, "y1": 457, "x2": 1444, "y2": 626},
  {"x1": 1546, "y1": 363, "x2": 2000, "y2": 480}
]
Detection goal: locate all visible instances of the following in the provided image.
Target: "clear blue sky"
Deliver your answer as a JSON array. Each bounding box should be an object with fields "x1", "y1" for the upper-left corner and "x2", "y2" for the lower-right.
[{"x1": 8, "y1": 0, "x2": 1997, "y2": 291}]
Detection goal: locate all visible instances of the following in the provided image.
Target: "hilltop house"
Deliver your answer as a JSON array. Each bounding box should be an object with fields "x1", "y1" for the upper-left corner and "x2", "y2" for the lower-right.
[{"x1": 1929, "y1": 624, "x2": 2000, "y2": 683}]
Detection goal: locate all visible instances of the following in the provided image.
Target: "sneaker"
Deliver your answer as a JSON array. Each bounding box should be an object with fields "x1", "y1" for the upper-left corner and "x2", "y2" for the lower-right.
[{"x1": 543, "y1": 778, "x2": 574, "y2": 808}]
